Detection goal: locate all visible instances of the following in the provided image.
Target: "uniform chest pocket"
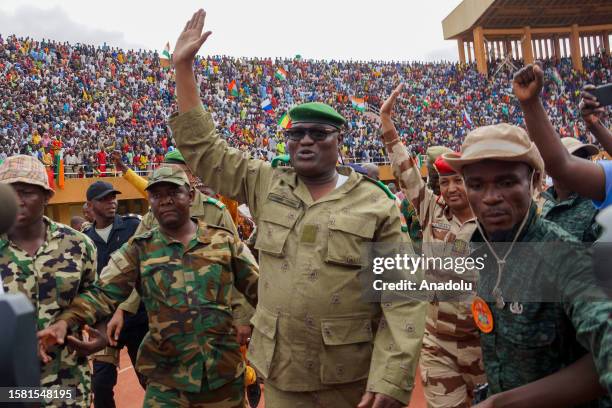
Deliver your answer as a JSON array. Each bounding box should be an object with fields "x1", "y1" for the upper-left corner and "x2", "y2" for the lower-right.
[
  {"x1": 326, "y1": 216, "x2": 376, "y2": 267},
  {"x1": 500, "y1": 306, "x2": 557, "y2": 349},
  {"x1": 255, "y1": 203, "x2": 298, "y2": 257}
]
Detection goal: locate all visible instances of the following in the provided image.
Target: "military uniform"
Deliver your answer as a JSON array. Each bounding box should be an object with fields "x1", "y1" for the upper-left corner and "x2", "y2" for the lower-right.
[
  {"x1": 56, "y1": 217, "x2": 259, "y2": 407},
  {"x1": 383, "y1": 130, "x2": 484, "y2": 407},
  {"x1": 471, "y1": 205, "x2": 612, "y2": 406},
  {"x1": 541, "y1": 187, "x2": 601, "y2": 243},
  {"x1": 444, "y1": 124, "x2": 612, "y2": 406},
  {"x1": 121, "y1": 190, "x2": 256, "y2": 327},
  {"x1": 0, "y1": 217, "x2": 97, "y2": 407},
  {"x1": 171, "y1": 104, "x2": 426, "y2": 406}
]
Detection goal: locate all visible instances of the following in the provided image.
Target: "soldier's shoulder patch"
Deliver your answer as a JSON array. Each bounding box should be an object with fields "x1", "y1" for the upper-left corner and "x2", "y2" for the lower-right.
[
  {"x1": 204, "y1": 196, "x2": 226, "y2": 210},
  {"x1": 362, "y1": 176, "x2": 396, "y2": 200},
  {"x1": 131, "y1": 228, "x2": 155, "y2": 242}
]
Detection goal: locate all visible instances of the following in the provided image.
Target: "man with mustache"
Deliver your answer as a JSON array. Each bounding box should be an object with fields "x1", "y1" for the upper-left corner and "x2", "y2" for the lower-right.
[
  {"x1": 443, "y1": 122, "x2": 612, "y2": 406},
  {"x1": 168, "y1": 9, "x2": 426, "y2": 408},
  {"x1": 380, "y1": 85, "x2": 485, "y2": 408}
]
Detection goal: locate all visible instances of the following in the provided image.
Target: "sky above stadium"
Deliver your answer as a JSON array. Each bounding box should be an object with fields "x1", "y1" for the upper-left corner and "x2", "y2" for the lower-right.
[{"x1": 0, "y1": 0, "x2": 464, "y2": 62}]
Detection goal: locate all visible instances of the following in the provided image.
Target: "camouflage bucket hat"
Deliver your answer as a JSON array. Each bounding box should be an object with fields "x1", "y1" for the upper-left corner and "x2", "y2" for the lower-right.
[{"x1": 0, "y1": 155, "x2": 54, "y2": 194}]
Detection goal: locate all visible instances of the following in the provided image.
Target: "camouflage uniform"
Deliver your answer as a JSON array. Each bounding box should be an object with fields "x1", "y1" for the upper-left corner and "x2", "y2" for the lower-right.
[
  {"x1": 171, "y1": 105, "x2": 426, "y2": 406},
  {"x1": 56, "y1": 218, "x2": 259, "y2": 407},
  {"x1": 118, "y1": 189, "x2": 255, "y2": 327},
  {"x1": 382, "y1": 130, "x2": 485, "y2": 408},
  {"x1": 541, "y1": 187, "x2": 601, "y2": 242},
  {"x1": 0, "y1": 217, "x2": 96, "y2": 407},
  {"x1": 400, "y1": 198, "x2": 423, "y2": 253},
  {"x1": 472, "y1": 205, "x2": 612, "y2": 406}
]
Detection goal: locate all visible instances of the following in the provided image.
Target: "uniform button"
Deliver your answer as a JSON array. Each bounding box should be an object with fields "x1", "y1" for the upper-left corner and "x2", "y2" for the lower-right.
[
  {"x1": 323, "y1": 327, "x2": 332, "y2": 337},
  {"x1": 329, "y1": 218, "x2": 335, "y2": 226},
  {"x1": 305, "y1": 360, "x2": 314, "y2": 370},
  {"x1": 336, "y1": 364, "x2": 345, "y2": 377},
  {"x1": 330, "y1": 293, "x2": 340, "y2": 305},
  {"x1": 305, "y1": 315, "x2": 315, "y2": 328},
  {"x1": 405, "y1": 323, "x2": 415, "y2": 333}
]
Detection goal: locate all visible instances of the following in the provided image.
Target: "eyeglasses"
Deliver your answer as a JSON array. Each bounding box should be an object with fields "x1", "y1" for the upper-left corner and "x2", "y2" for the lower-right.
[{"x1": 284, "y1": 128, "x2": 339, "y2": 142}]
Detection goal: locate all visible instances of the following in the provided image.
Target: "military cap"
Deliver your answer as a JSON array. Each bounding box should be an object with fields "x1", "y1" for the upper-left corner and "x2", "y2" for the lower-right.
[
  {"x1": 146, "y1": 166, "x2": 190, "y2": 191},
  {"x1": 164, "y1": 150, "x2": 186, "y2": 164},
  {"x1": 444, "y1": 123, "x2": 544, "y2": 174},
  {"x1": 289, "y1": 102, "x2": 347, "y2": 128},
  {"x1": 426, "y1": 146, "x2": 452, "y2": 167},
  {"x1": 560, "y1": 137, "x2": 598, "y2": 157},
  {"x1": 0, "y1": 155, "x2": 54, "y2": 194}
]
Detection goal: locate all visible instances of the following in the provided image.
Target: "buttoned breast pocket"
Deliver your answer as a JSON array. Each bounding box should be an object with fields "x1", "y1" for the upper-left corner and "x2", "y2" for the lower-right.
[
  {"x1": 54, "y1": 269, "x2": 81, "y2": 308},
  {"x1": 188, "y1": 245, "x2": 233, "y2": 306},
  {"x1": 139, "y1": 258, "x2": 176, "y2": 310},
  {"x1": 326, "y1": 216, "x2": 376, "y2": 267},
  {"x1": 255, "y1": 202, "x2": 298, "y2": 257}
]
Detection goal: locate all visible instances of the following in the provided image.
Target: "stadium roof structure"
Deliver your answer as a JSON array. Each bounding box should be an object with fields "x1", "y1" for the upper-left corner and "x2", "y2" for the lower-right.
[{"x1": 442, "y1": 0, "x2": 612, "y2": 74}]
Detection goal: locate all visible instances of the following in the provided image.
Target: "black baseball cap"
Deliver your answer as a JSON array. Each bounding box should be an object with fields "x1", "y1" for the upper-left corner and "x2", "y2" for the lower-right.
[{"x1": 87, "y1": 181, "x2": 121, "y2": 201}]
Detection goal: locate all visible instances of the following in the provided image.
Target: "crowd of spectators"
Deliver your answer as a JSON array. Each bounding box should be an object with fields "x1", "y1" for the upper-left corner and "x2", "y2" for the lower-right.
[{"x1": 0, "y1": 33, "x2": 610, "y2": 176}]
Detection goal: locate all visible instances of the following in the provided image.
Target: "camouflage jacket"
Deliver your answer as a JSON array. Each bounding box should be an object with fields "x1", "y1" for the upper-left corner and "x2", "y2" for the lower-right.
[
  {"x1": 472, "y1": 205, "x2": 612, "y2": 406},
  {"x1": 541, "y1": 187, "x2": 601, "y2": 243},
  {"x1": 57, "y1": 219, "x2": 259, "y2": 392},
  {"x1": 170, "y1": 105, "x2": 426, "y2": 405},
  {"x1": 120, "y1": 190, "x2": 255, "y2": 326},
  {"x1": 0, "y1": 217, "x2": 97, "y2": 407}
]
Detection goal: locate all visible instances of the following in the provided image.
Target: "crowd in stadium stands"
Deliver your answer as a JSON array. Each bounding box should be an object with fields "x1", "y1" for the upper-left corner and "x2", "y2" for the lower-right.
[{"x1": 0, "y1": 33, "x2": 610, "y2": 176}]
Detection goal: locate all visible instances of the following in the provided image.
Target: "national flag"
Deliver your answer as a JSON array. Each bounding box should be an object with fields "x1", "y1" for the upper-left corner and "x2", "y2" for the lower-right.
[
  {"x1": 350, "y1": 96, "x2": 366, "y2": 112},
  {"x1": 160, "y1": 42, "x2": 171, "y2": 68},
  {"x1": 228, "y1": 80, "x2": 239, "y2": 97},
  {"x1": 463, "y1": 109, "x2": 473, "y2": 129},
  {"x1": 261, "y1": 98, "x2": 273, "y2": 113},
  {"x1": 55, "y1": 151, "x2": 65, "y2": 189},
  {"x1": 278, "y1": 112, "x2": 292, "y2": 129},
  {"x1": 275, "y1": 67, "x2": 288, "y2": 81}
]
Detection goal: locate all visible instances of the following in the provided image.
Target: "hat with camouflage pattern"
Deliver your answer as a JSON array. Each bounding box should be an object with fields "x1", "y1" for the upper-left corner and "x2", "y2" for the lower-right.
[
  {"x1": 0, "y1": 155, "x2": 54, "y2": 194},
  {"x1": 146, "y1": 165, "x2": 190, "y2": 191}
]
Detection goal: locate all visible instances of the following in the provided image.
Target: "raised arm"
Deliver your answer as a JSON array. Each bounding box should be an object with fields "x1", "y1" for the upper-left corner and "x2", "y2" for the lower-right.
[
  {"x1": 170, "y1": 9, "x2": 272, "y2": 216},
  {"x1": 380, "y1": 84, "x2": 436, "y2": 221},
  {"x1": 580, "y1": 85, "x2": 612, "y2": 156},
  {"x1": 513, "y1": 64, "x2": 606, "y2": 201}
]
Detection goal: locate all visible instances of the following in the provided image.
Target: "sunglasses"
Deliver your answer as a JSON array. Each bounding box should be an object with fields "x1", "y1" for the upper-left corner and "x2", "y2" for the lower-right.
[{"x1": 284, "y1": 128, "x2": 339, "y2": 142}]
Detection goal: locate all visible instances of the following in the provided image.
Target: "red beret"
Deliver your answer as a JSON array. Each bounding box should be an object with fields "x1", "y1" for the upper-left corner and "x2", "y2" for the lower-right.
[{"x1": 434, "y1": 154, "x2": 457, "y2": 176}]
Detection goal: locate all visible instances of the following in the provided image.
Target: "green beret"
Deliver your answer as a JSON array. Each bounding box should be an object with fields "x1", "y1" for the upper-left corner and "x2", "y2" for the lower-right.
[
  {"x1": 289, "y1": 102, "x2": 346, "y2": 128},
  {"x1": 164, "y1": 150, "x2": 185, "y2": 164},
  {"x1": 426, "y1": 146, "x2": 452, "y2": 166}
]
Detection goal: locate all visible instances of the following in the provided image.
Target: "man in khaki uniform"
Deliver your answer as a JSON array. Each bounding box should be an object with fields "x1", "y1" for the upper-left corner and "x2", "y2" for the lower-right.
[
  {"x1": 168, "y1": 9, "x2": 426, "y2": 408},
  {"x1": 380, "y1": 85, "x2": 485, "y2": 408},
  {"x1": 109, "y1": 149, "x2": 255, "y2": 346}
]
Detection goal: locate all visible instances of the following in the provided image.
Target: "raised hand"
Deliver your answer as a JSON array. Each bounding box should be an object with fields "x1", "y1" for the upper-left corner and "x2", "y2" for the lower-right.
[
  {"x1": 110, "y1": 150, "x2": 128, "y2": 173},
  {"x1": 579, "y1": 85, "x2": 606, "y2": 126},
  {"x1": 37, "y1": 320, "x2": 69, "y2": 364},
  {"x1": 380, "y1": 84, "x2": 403, "y2": 118},
  {"x1": 513, "y1": 62, "x2": 544, "y2": 103},
  {"x1": 173, "y1": 9, "x2": 213, "y2": 68}
]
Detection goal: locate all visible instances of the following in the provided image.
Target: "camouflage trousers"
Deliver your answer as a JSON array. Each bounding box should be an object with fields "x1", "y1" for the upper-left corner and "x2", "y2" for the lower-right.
[
  {"x1": 41, "y1": 352, "x2": 91, "y2": 408},
  {"x1": 263, "y1": 379, "x2": 367, "y2": 408},
  {"x1": 420, "y1": 330, "x2": 486, "y2": 408},
  {"x1": 143, "y1": 376, "x2": 244, "y2": 408}
]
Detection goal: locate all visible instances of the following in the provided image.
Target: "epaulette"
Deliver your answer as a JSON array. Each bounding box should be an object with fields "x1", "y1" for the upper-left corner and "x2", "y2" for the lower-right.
[
  {"x1": 205, "y1": 196, "x2": 226, "y2": 210},
  {"x1": 271, "y1": 154, "x2": 290, "y2": 168},
  {"x1": 131, "y1": 228, "x2": 154, "y2": 241},
  {"x1": 362, "y1": 175, "x2": 396, "y2": 200},
  {"x1": 206, "y1": 223, "x2": 236, "y2": 236}
]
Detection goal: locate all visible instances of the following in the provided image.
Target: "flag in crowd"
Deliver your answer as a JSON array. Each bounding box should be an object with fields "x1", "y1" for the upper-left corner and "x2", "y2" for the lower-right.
[
  {"x1": 228, "y1": 80, "x2": 239, "y2": 97},
  {"x1": 278, "y1": 112, "x2": 292, "y2": 129},
  {"x1": 160, "y1": 42, "x2": 171, "y2": 68},
  {"x1": 261, "y1": 98, "x2": 273, "y2": 113},
  {"x1": 350, "y1": 96, "x2": 366, "y2": 112},
  {"x1": 463, "y1": 109, "x2": 473, "y2": 129},
  {"x1": 275, "y1": 67, "x2": 288, "y2": 81}
]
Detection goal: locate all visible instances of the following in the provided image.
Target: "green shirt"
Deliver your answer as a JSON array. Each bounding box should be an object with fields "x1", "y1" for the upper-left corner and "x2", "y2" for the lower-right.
[
  {"x1": 473, "y1": 205, "x2": 612, "y2": 405},
  {"x1": 541, "y1": 187, "x2": 601, "y2": 243}
]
